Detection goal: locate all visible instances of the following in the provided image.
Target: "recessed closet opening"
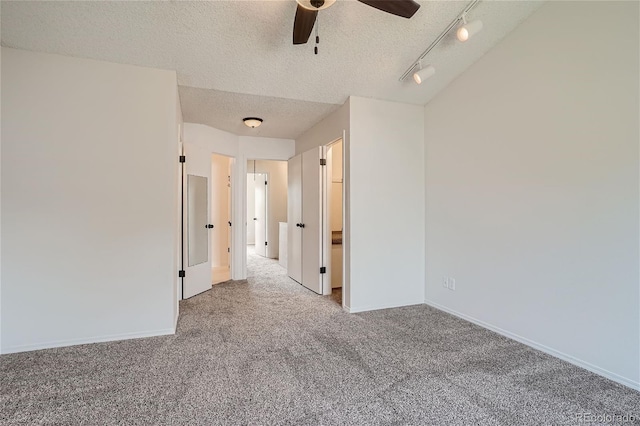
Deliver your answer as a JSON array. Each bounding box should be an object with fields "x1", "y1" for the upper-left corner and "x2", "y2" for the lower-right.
[
  {"x1": 246, "y1": 160, "x2": 288, "y2": 268},
  {"x1": 327, "y1": 139, "x2": 343, "y2": 306}
]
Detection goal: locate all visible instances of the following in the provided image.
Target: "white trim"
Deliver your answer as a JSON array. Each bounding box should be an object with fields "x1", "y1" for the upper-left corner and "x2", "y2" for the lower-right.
[
  {"x1": 1, "y1": 328, "x2": 176, "y2": 355},
  {"x1": 174, "y1": 311, "x2": 180, "y2": 332},
  {"x1": 348, "y1": 300, "x2": 423, "y2": 314},
  {"x1": 424, "y1": 299, "x2": 640, "y2": 391}
]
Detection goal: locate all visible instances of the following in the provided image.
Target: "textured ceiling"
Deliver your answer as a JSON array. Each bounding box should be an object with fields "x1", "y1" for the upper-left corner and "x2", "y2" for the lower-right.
[
  {"x1": 179, "y1": 86, "x2": 340, "y2": 139},
  {"x1": 1, "y1": 0, "x2": 544, "y2": 139}
]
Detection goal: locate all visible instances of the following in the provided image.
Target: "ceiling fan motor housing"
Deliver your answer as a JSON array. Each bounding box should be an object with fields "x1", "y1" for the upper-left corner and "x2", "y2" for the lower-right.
[{"x1": 310, "y1": 0, "x2": 324, "y2": 9}]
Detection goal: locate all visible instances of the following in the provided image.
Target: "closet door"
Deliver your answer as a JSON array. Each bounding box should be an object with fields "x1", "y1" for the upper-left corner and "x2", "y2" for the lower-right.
[
  {"x1": 287, "y1": 154, "x2": 303, "y2": 284},
  {"x1": 182, "y1": 142, "x2": 213, "y2": 299},
  {"x1": 301, "y1": 147, "x2": 324, "y2": 294}
]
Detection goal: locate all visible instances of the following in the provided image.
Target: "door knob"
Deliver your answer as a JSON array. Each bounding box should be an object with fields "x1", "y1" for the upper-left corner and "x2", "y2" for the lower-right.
[
  {"x1": 206, "y1": 224, "x2": 214, "y2": 229},
  {"x1": 253, "y1": 218, "x2": 257, "y2": 221},
  {"x1": 300, "y1": 223, "x2": 305, "y2": 228}
]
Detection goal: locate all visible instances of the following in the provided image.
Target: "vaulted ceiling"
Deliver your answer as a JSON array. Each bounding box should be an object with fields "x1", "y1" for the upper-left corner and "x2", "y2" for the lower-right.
[{"x1": 1, "y1": 0, "x2": 544, "y2": 139}]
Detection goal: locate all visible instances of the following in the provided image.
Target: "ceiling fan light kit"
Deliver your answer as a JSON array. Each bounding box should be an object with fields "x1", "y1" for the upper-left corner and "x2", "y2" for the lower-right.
[
  {"x1": 296, "y1": 0, "x2": 336, "y2": 11},
  {"x1": 293, "y1": 0, "x2": 421, "y2": 46},
  {"x1": 243, "y1": 117, "x2": 263, "y2": 128},
  {"x1": 400, "y1": 0, "x2": 484, "y2": 85}
]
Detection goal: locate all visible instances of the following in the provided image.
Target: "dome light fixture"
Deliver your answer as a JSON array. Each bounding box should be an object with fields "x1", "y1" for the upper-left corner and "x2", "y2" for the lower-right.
[{"x1": 243, "y1": 117, "x2": 263, "y2": 128}]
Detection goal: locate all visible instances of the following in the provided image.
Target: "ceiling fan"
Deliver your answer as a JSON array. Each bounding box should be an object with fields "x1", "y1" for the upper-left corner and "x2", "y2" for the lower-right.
[{"x1": 293, "y1": 0, "x2": 421, "y2": 45}]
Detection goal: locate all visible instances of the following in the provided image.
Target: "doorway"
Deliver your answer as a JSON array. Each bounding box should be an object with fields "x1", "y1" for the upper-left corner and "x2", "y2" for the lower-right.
[
  {"x1": 246, "y1": 160, "x2": 288, "y2": 266},
  {"x1": 327, "y1": 139, "x2": 343, "y2": 306},
  {"x1": 211, "y1": 153, "x2": 232, "y2": 284}
]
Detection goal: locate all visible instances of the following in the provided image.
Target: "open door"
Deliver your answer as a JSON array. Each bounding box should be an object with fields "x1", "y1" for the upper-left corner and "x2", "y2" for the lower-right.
[
  {"x1": 254, "y1": 173, "x2": 268, "y2": 257},
  {"x1": 182, "y1": 142, "x2": 213, "y2": 299},
  {"x1": 288, "y1": 147, "x2": 326, "y2": 294},
  {"x1": 301, "y1": 147, "x2": 325, "y2": 294}
]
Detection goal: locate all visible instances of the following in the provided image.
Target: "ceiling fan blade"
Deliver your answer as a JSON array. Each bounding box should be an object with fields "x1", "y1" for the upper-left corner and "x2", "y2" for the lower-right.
[
  {"x1": 357, "y1": 0, "x2": 420, "y2": 19},
  {"x1": 293, "y1": 4, "x2": 318, "y2": 45}
]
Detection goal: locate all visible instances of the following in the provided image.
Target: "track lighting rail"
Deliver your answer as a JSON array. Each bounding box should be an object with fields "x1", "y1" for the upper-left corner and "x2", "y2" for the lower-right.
[{"x1": 399, "y1": 0, "x2": 481, "y2": 82}]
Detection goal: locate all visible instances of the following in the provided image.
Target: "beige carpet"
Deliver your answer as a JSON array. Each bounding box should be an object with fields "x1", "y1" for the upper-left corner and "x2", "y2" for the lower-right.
[{"x1": 1, "y1": 249, "x2": 638, "y2": 425}]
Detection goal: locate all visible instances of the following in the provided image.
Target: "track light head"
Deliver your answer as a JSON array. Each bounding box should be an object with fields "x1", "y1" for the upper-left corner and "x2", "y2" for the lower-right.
[
  {"x1": 413, "y1": 65, "x2": 435, "y2": 85},
  {"x1": 457, "y1": 19, "x2": 483, "y2": 42}
]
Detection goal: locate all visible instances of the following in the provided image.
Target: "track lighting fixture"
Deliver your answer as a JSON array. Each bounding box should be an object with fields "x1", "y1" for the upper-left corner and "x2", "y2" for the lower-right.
[
  {"x1": 457, "y1": 14, "x2": 483, "y2": 42},
  {"x1": 413, "y1": 64, "x2": 435, "y2": 85},
  {"x1": 243, "y1": 117, "x2": 263, "y2": 128},
  {"x1": 399, "y1": 0, "x2": 481, "y2": 83}
]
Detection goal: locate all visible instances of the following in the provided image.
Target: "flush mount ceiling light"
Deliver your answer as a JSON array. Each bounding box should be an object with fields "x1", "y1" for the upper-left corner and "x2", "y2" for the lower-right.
[
  {"x1": 243, "y1": 117, "x2": 263, "y2": 128},
  {"x1": 457, "y1": 14, "x2": 483, "y2": 42},
  {"x1": 413, "y1": 63, "x2": 436, "y2": 85},
  {"x1": 399, "y1": 0, "x2": 482, "y2": 84}
]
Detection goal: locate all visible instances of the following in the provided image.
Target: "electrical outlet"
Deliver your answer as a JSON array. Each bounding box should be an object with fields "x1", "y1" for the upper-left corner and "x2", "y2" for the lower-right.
[
  {"x1": 443, "y1": 277, "x2": 449, "y2": 288},
  {"x1": 449, "y1": 278, "x2": 456, "y2": 291}
]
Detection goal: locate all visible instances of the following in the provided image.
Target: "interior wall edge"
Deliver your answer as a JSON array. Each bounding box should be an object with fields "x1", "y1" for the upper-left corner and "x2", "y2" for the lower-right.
[
  {"x1": 1, "y1": 327, "x2": 176, "y2": 356},
  {"x1": 425, "y1": 299, "x2": 640, "y2": 391}
]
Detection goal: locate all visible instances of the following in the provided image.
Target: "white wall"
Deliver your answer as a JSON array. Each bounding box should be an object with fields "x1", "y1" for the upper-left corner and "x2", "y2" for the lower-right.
[
  {"x1": 424, "y1": 1, "x2": 639, "y2": 389},
  {"x1": 1, "y1": 48, "x2": 179, "y2": 353},
  {"x1": 183, "y1": 124, "x2": 295, "y2": 279},
  {"x1": 248, "y1": 160, "x2": 288, "y2": 259},
  {"x1": 349, "y1": 97, "x2": 425, "y2": 312}
]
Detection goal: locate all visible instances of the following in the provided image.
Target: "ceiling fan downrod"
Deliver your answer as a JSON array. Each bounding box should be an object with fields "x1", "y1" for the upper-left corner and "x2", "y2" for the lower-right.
[{"x1": 314, "y1": 15, "x2": 320, "y2": 54}]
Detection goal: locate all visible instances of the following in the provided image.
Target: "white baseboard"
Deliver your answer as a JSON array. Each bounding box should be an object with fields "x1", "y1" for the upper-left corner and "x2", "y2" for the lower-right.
[
  {"x1": 424, "y1": 299, "x2": 640, "y2": 391},
  {"x1": 347, "y1": 300, "x2": 424, "y2": 314},
  {"x1": 1, "y1": 327, "x2": 176, "y2": 355}
]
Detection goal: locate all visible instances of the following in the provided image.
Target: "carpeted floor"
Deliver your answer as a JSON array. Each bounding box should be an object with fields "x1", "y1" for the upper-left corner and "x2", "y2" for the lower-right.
[{"x1": 1, "y1": 250, "x2": 639, "y2": 425}]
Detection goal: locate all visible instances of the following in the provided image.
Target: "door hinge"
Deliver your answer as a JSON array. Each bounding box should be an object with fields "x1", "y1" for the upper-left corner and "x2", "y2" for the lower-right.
[
  {"x1": 227, "y1": 247, "x2": 230, "y2": 253},
  {"x1": 320, "y1": 267, "x2": 326, "y2": 274},
  {"x1": 228, "y1": 221, "x2": 232, "y2": 226},
  {"x1": 265, "y1": 180, "x2": 268, "y2": 185},
  {"x1": 265, "y1": 241, "x2": 268, "y2": 246},
  {"x1": 179, "y1": 270, "x2": 186, "y2": 278},
  {"x1": 179, "y1": 155, "x2": 186, "y2": 163},
  {"x1": 320, "y1": 159, "x2": 327, "y2": 166}
]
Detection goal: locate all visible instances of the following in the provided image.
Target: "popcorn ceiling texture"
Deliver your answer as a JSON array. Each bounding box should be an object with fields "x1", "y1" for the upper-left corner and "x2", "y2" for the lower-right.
[
  {"x1": 1, "y1": 0, "x2": 543, "y2": 138},
  {"x1": 179, "y1": 86, "x2": 341, "y2": 139},
  {"x1": 1, "y1": 250, "x2": 639, "y2": 425}
]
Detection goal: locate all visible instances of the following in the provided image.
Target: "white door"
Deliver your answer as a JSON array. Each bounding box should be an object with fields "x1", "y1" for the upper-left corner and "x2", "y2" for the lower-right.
[
  {"x1": 301, "y1": 147, "x2": 325, "y2": 294},
  {"x1": 183, "y1": 142, "x2": 213, "y2": 299},
  {"x1": 287, "y1": 155, "x2": 303, "y2": 283},
  {"x1": 226, "y1": 166, "x2": 232, "y2": 270},
  {"x1": 246, "y1": 174, "x2": 256, "y2": 245},
  {"x1": 254, "y1": 173, "x2": 268, "y2": 257}
]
